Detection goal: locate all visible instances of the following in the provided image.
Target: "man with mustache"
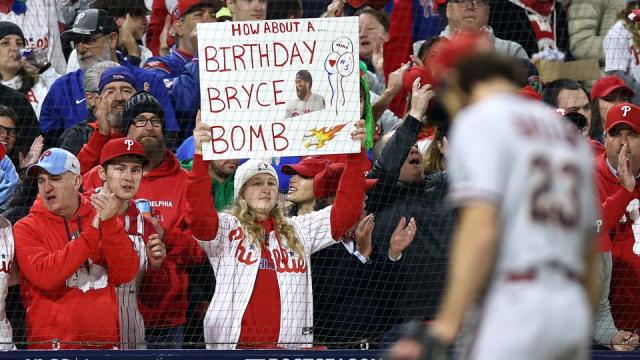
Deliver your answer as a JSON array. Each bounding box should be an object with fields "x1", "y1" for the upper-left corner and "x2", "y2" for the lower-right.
[
  {"x1": 285, "y1": 70, "x2": 326, "y2": 119},
  {"x1": 81, "y1": 92, "x2": 205, "y2": 349},
  {"x1": 60, "y1": 63, "x2": 136, "y2": 159}
]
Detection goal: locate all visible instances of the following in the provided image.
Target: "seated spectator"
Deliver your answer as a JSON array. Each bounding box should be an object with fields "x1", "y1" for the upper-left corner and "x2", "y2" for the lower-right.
[
  {"x1": 61, "y1": 63, "x2": 134, "y2": 158},
  {"x1": 66, "y1": 0, "x2": 152, "y2": 73},
  {"x1": 423, "y1": 124, "x2": 448, "y2": 175},
  {"x1": 0, "y1": 105, "x2": 43, "y2": 171},
  {"x1": 0, "y1": 213, "x2": 15, "y2": 350},
  {"x1": 310, "y1": 162, "x2": 414, "y2": 348},
  {"x1": 39, "y1": 9, "x2": 178, "y2": 148},
  {"x1": 0, "y1": 83, "x2": 39, "y2": 167},
  {"x1": 282, "y1": 157, "x2": 331, "y2": 216},
  {"x1": 59, "y1": 61, "x2": 122, "y2": 155},
  {"x1": 13, "y1": 148, "x2": 139, "y2": 349},
  {"x1": 0, "y1": 0, "x2": 66, "y2": 73},
  {"x1": 0, "y1": 21, "x2": 60, "y2": 118},
  {"x1": 356, "y1": 7, "x2": 388, "y2": 76},
  {"x1": 267, "y1": 0, "x2": 303, "y2": 19},
  {"x1": 594, "y1": 102, "x2": 640, "y2": 351},
  {"x1": 96, "y1": 138, "x2": 168, "y2": 349},
  {"x1": 568, "y1": 0, "x2": 626, "y2": 64},
  {"x1": 489, "y1": 0, "x2": 569, "y2": 60},
  {"x1": 604, "y1": 1, "x2": 640, "y2": 103},
  {"x1": 83, "y1": 91, "x2": 205, "y2": 349},
  {"x1": 366, "y1": 79, "x2": 455, "y2": 347},
  {"x1": 0, "y1": 142, "x2": 18, "y2": 212},
  {"x1": 144, "y1": 0, "x2": 220, "y2": 141},
  {"x1": 591, "y1": 75, "x2": 635, "y2": 142},
  {"x1": 414, "y1": 0, "x2": 528, "y2": 60},
  {"x1": 227, "y1": 0, "x2": 268, "y2": 21},
  {"x1": 186, "y1": 117, "x2": 367, "y2": 349},
  {"x1": 541, "y1": 79, "x2": 602, "y2": 152}
]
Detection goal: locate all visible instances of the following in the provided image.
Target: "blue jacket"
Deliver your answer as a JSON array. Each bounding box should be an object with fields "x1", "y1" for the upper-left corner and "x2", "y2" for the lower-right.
[
  {"x1": 39, "y1": 55, "x2": 179, "y2": 135},
  {"x1": 0, "y1": 156, "x2": 18, "y2": 212},
  {"x1": 144, "y1": 48, "x2": 200, "y2": 138}
]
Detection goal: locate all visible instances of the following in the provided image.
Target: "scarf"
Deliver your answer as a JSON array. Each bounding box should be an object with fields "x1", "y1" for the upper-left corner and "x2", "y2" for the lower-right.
[{"x1": 509, "y1": 0, "x2": 557, "y2": 51}]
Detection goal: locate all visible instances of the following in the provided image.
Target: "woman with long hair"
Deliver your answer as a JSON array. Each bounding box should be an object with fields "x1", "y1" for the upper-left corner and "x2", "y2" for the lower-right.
[
  {"x1": 187, "y1": 119, "x2": 367, "y2": 349},
  {"x1": 604, "y1": 1, "x2": 640, "y2": 94}
]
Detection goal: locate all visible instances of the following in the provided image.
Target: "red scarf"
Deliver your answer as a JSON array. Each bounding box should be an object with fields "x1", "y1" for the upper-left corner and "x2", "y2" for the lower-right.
[{"x1": 509, "y1": 0, "x2": 556, "y2": 51}]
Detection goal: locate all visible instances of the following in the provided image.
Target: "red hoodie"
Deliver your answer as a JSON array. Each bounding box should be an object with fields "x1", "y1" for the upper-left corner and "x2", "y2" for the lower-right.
[
  {"x1": 83, "y1": 150, "x2": 205, "y2": 329},
  {"x1": 594, "y1": 153, "x2": 640, "y2": 330},
  {"x1": 13, "y1": 195, "x2": 139, "y2": 349}
]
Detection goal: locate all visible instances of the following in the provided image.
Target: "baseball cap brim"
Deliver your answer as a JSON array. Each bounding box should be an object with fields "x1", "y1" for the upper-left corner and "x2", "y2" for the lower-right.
[
  {"x1": 26, "y1": 163, "x2": 71, "y2": 178},
  {"x1": 282, "y1": 164, "x2": 314, "y2": 177},
  {"x1": 101, "y1": 153, "x2": 149, "y2": 167},
  {"x1": 606, "y1": 119, "x2": 640, "y2": 133},
  {"x1": 599, "y1": 84, "x2": 635, "y2": 99}
]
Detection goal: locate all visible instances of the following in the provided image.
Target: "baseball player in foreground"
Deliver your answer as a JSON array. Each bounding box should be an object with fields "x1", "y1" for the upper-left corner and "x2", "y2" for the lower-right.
[{"x1": 390, "y1": 34, "x2": 599, "y2": 360}]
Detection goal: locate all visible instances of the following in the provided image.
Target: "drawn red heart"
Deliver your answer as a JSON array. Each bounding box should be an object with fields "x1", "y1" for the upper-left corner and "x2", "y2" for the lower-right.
[{"x1": 329, "y1": 59, "x2": 336, "y2": 67}]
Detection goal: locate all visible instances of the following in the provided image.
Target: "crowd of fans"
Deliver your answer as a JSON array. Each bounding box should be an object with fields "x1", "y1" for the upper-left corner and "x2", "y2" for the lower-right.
[{"x1": 0, "y1": 0, "x2": 637, "y2": 352}]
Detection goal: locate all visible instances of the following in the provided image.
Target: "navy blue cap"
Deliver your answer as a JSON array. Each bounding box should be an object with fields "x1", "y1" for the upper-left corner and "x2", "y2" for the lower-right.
[{"x1": 98, "y1": 66, "x2": 137, "y2": 94}]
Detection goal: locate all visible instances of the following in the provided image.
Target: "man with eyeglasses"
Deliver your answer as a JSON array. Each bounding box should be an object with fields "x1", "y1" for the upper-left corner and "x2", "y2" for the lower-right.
[
  {"x1": 39, "y1": 9, "x2": 180, "y2": 149},
  {"x1": 413, "y1": 0, "x2": 528, "y2": 60},
  {"x1": 81, "y1": 91, "x2": 205, "y2": 349}
]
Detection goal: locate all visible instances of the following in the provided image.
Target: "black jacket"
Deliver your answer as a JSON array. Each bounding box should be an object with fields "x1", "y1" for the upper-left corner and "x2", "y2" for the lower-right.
[
  {"x1": 366, "y1": 116, "x2": 455, "y2": 327},
  {"x1": 58, "y1": 119, "x2": 96, "y2": 156},
  {"x1": 0, "y1": 84, "x2": 39, "y2": 167}
]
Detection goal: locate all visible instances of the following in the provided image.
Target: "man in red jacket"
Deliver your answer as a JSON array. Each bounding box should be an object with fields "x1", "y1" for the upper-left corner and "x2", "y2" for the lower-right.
[
  {"x1": 13, "y1": 148, "x2": 139, "y2": 349},
  {"x1": 595, "y1": 102, "x2": 640, "y2": 348},
  {"x1": 82, "y1": 92, "x2": 204, "y2": 348}
]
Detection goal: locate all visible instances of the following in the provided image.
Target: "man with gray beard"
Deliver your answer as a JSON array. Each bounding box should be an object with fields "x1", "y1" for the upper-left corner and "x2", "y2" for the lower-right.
[
  {"x1": 81, "y1": 92, "x2": 205, "y2": 349},
  {"x1": 59, "y1": 61, "x2": 126, "y2": 155},
  {"x1": 39, "y1": 9, "x2": 179, "y2": 149}
]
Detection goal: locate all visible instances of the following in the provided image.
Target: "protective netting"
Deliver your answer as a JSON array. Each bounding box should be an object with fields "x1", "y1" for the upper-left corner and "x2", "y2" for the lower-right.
[{"x1": 0, "y1": 0, "x2": 631, "y2": 352}]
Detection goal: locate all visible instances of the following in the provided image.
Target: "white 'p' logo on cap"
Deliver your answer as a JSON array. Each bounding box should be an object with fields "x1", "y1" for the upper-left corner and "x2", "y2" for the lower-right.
[
  {"x1": 622, "y1": 105, "x2": 632, "y2": 117},
  {"x1": 124, "y1": 139, "x2": 134, "y2": 151}
]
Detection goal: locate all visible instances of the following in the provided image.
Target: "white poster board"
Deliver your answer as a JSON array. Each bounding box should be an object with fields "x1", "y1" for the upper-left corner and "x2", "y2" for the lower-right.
[{"x1": 197, "y1": 17, "x2": 360, "y2": 160}]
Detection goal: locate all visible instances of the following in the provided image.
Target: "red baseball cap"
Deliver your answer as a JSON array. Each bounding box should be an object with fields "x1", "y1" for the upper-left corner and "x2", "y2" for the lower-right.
[
  {"x1": 519, "y1": 85, "x2": 542, "y2": 101},
  {"x1": 282, "y1": 157, "x2": 331, "y2": 178},
  {"x1": 591, "y1": 75, "x2": 635, "y2": 99},
  {"x1": 349, "y1": 0, "x2": 388, "y2": 10},
  {"x1": 100, "y1": 138, "x2": 148, "y2": 166},
  {"x1": 427, "y1": 31, "x2": 493, "y2": 84},
  {"x1": 171, "y1": 0, "x2": 222, "y2": 19},
  {"x1": 402, "y1": 66, "x2": 434, "y2": 93},
  {"x1": 314, "y1": 163, "x2": 377, "y2": 199},
  {"x1": 606, "y1": 102, "x2": 640, "y2": 133}
]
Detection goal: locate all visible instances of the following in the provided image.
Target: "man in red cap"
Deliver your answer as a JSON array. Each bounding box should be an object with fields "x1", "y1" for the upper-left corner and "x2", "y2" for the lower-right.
[
  {"x1": 594, "y1": 102, "x2": 640, "y2": 349},
  {"x1": 591, "y1": 75, "x2": 635, "y2": 142},
  {"x1": 83, "y1": 92, "x2": 205, "y2": 349},
  {"x1": 96, "y1": 138, "x2": 167, "y2": 349}
]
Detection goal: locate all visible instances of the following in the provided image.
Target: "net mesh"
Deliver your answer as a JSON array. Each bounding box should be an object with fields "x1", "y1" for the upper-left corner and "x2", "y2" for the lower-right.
[{"x1": 0, "y1": 0, "x2": 627, "y2": 351}]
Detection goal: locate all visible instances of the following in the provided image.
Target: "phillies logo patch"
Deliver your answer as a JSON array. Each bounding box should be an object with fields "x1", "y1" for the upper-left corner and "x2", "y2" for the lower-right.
[
  {"x1": 124, "y1": 139, "x2": 134, "y2": 151},
  {"x1": 622, "y1": 105, "x2": 632, "y2": 117},
  {"x1": 39, "y1": 150, "x2": 52, "y2": 162}
]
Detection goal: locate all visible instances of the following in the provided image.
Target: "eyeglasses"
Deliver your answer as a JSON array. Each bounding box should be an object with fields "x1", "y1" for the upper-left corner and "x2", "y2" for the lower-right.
[
  {"x1": 449, "y1": 0, "x2": 489, "y2": 6},
  {"x1": 132, "y1": 118, "x2": 163, "y2": 128},
  {"x1": 0, "y1": 124, "x2": 17, "y2": 137}
]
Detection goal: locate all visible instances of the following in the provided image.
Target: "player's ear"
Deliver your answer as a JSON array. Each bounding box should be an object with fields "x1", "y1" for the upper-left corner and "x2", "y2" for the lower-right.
[{"x1": 98, "y1": 166, "x2": 107, "y2": 183}]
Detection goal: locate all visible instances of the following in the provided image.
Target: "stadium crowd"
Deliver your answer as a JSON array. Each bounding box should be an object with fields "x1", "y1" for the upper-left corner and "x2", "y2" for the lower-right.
[{"x1": 0, "y1": 0, "x2": 636, "y2": 353}]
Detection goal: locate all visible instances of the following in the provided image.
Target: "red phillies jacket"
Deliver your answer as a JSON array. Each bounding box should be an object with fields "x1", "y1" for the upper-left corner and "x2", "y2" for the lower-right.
[
  {"x1": 13, "y1": 195, "x2": 139, "y2": 349},
  {"x1": 83, "y1": 150, "x2": 205, "y2": 329},
  {"x1": 595, "y1": 153, "x2": 640, "y2": 330}
]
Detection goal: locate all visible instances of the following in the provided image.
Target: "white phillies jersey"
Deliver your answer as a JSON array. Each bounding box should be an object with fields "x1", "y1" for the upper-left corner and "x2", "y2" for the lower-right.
[
  {"x1": 0, "y1": 0, "x2": 66, "y2": 74},
  {"x1": 448, "y1": 93, "x2": 597, "y2": 276},
  {"x1": 116, "y1": 211, "x2": 148, "y2": 350},
  {"x1": 1, "y1": 67, "x2": 60, "y2": 119},
  {"x1": 604, "y1": 21, "x2": 640, "y2": 83},
  {"x1": 285, "y1": 93, "x2": 326, "y2": 118},
  {"x1": 0, "y1": 216, "x2": 15, "y2": 351},
  {"x1": 195, "y1": 206, "x2": 336, "y2": 349}
]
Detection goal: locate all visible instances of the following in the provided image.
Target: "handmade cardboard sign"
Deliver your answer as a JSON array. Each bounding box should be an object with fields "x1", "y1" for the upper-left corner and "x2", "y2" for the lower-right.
[{"x1": 197, "y1": 17, "x2": 360, "y2": 160}]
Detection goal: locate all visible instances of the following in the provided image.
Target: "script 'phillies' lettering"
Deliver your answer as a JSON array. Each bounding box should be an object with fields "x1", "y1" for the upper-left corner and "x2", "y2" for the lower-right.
[{"x1": 228, "y1": 226, "x2": 307, "y2": 273}]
